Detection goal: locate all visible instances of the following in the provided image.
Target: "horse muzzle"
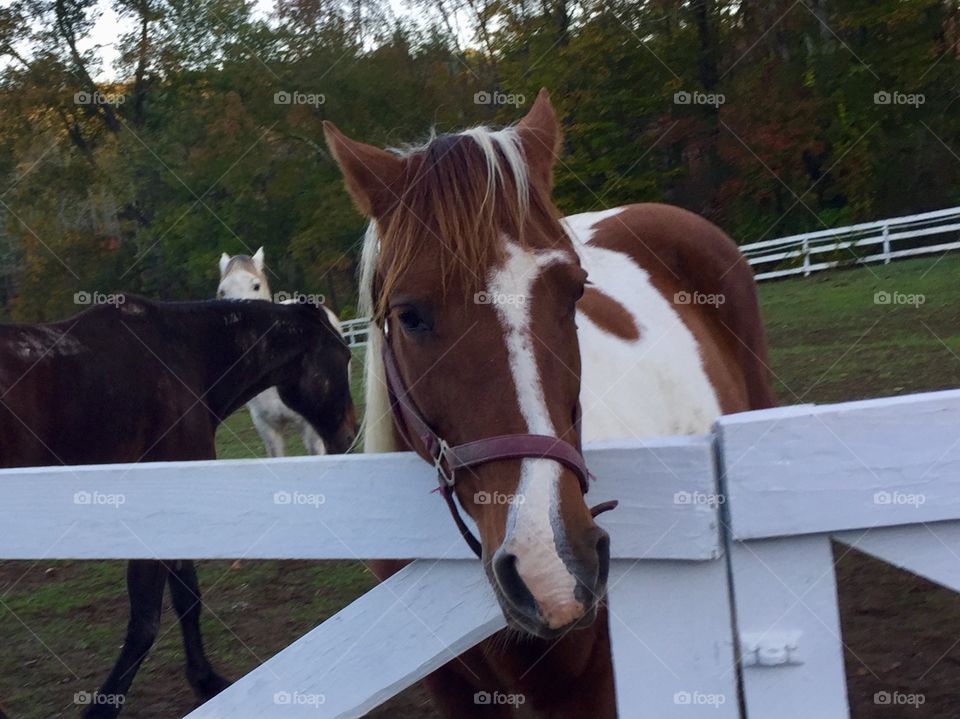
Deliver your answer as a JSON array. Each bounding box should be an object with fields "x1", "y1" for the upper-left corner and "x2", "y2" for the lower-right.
[{"x1": 489, "y1": 524, "x2": 610, "y2": 638}]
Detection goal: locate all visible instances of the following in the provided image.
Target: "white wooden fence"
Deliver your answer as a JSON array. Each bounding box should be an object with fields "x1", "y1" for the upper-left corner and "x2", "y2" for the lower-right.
[
  {"x1": 340, "y1": 318, "x2": 369, "y2": 349},
  {"x1": 3, "y1": 389, "x2": 960, "y2": 717},
  {"x1": 741, "y1": 205, "x2": 960, "y2": 280},
  {"x1": 338, "y1": 206, "x2": 960, "y2": 348}
]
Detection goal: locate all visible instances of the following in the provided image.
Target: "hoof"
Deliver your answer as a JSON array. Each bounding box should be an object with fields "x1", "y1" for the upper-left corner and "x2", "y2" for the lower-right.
[{"x1": 192, "y1": 672, "x2": 231, "y2": 702}]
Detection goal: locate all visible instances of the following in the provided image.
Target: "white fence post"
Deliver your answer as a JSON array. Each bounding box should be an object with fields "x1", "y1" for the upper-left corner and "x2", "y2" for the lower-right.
[
  {"x1": 716, "y1": 389, "x2": 960, "y2": 719},
  {"x1": 726, "y1": 536, "x2": 850, "y2": 719},
  {"x1": 604, "y1": 436, "x2": 740, "y2": 717},
  {"x1": 882, "y1": 223, "x2": 891, "y2": 263},
  {"x1": 608, "y1": 559, "x2": 740, "y2": 717}
]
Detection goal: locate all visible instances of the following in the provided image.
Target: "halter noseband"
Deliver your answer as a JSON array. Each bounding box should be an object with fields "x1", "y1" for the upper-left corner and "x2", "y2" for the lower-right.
[{"x1": 381, "y1": 327, "x2": 606, "y2": 558}]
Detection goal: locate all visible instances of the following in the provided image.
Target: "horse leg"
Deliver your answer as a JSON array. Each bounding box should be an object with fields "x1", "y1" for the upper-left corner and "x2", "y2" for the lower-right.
[
  {"x1": 301, "y1": 423, "x2": 326, "y2": 455},
  {"x1": 167, "y1": 560, "x2": 231, "y2": 701},
  {"x1": 84, "y1": 560, "x2": 168, "y2": 719},
  {"x1": 250, "y1": 407, "x2": 285, "y2": 457}
]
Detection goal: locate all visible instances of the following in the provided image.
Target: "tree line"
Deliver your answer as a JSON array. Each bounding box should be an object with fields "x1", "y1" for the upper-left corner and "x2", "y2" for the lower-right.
[{"x1": 0, "y1": 0, "x2": 958, "y2": 320}]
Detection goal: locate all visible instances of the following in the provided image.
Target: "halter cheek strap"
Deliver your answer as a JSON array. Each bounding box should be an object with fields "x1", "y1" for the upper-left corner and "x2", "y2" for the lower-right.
[{"x1": 381, "y1": 329, "x2": 612, "y2": 558}]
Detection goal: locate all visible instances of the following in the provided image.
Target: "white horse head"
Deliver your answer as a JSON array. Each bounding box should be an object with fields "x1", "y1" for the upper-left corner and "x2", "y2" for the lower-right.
[{"x1": 217, "y1": 247, "x2": 271, "y2": 301}]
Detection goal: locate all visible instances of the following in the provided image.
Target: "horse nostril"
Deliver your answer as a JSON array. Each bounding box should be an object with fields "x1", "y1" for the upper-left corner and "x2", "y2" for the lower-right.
[
  {"x1": 492, "y1": 550, "x2": 538, "y2": 617},
  {"x1": 573, "y1": 528, "x2": 611, "y2": 607},
  {"x1": 332, "y1": 427, "x2": 356, "y2": 454}
]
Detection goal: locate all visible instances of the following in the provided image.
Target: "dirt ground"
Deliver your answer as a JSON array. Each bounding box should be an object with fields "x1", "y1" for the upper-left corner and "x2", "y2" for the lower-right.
[
  {"x1": 4, "y1": 553, "x2": 960, "y2": 718},
  {"x1": 0, "y1": 559, "x2": 439, "y2": 719},
  {"x1": 837, "y1": 548, "x2": 960, "y2": 719}
]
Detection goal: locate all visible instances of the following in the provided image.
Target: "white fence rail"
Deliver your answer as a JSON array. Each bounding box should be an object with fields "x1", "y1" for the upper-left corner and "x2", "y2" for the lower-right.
[
  {"x1": 741, "y1": 205, "x2": 960, "y2": 280},
  {"x1": 340, "y1": 318, "x2": 369, "y2": 349},
  {"x1": 339, "y1": 207, "x2": 960, "y2": 348},
  {"x1": 4, "y1": 389, "x2": 960, "y2": 717}
]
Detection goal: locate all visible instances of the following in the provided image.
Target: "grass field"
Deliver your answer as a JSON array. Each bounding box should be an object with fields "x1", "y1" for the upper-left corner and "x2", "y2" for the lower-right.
[
  {"x1": 759, "y1": 254, "x2": 960, "y2": 404},
  {"x1": 2, "y1": 253, "x2": 960, "y2": 718}
]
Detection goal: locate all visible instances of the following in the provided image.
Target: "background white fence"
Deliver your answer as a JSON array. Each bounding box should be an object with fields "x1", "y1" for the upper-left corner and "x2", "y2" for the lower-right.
[
  {"x1": 339, "y1": 318, "x2": 369, "y2": 349},
  {"x1": 3, "y1": 389, "x2": 960, "y2": 717},
  {"x1": 338, "y1": 206, "x2": 960, "y2": 348},
  {"x1": 741, "y1": 205, "x2": 960, "y2": 280}
]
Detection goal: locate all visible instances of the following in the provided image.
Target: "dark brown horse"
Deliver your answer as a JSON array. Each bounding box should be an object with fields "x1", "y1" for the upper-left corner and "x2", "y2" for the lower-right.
[
  {"x1": 325, "y1": 91, "x2": 772, "y2": 716},
  {"x1": 0, "y1": 294, "x2": 356, "y2": 718}
]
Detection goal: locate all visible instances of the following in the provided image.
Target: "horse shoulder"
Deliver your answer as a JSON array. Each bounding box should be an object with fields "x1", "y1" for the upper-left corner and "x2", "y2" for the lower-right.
[{"x1": 569, "y1": 204, "x2": 771, "y2": 440}]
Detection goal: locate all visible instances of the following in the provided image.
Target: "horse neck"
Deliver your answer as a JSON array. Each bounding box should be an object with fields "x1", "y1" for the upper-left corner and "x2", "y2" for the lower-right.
[{"x1": 171, "y1": 303, "x2": 303, "y2": 422}]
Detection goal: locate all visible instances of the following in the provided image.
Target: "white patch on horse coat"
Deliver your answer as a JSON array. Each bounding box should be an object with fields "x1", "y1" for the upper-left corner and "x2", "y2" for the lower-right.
[
  {"x1": 562, "y1": 207, "x2": 625, "y2": 251},
  {"x1": 565, "y1": 209, "x2": 722, "y2": 440},
  {"x1": 489, "y1": 242, "x2": 581, "y2": 625},
  {"x1": 13, "y1": 327, "x2": 85, "y2": 361}
]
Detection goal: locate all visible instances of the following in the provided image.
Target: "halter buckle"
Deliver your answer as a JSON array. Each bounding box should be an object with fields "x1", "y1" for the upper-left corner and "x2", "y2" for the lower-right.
[{"x1": 432, "y1": 438, "x2": 455, "y2": 487}]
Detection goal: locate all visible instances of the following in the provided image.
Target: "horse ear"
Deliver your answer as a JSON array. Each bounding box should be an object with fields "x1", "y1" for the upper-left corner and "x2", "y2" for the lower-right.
[
  {"x1": 323, "y1": 121, "x2": 405, "y2": 219},
  {"x1": 515, "y1": 88, "x2": 561, "y2": 191},
  {"x1": 219, "y1": 252, "x2": 231, "y2": 275},
  {"x1": 253, "y1": 247, "x2": 265, "y2": 271}
]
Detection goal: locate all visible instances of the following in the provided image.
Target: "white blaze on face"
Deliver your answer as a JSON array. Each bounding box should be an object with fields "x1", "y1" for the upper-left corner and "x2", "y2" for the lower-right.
[{"x1": 488, "y1": 242, "x2": 583, "y2": 628}]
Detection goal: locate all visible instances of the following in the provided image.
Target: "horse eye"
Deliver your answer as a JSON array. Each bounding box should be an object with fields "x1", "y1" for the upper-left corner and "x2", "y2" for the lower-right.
[
  {"x1": 217, "y1": 289, "x2": 225, "y2": 298},
  {"x1": 253, "y1": 283, "x2": 260, "y2": 291},
  {"x1": 398, "y1": 307, "x2": 429, "y2": 334}
]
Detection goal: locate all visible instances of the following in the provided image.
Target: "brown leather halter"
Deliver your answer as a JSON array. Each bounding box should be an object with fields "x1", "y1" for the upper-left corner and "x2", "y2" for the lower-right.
[{"x1": 381, "y1": 326, "x2": 614, "y2": 558}]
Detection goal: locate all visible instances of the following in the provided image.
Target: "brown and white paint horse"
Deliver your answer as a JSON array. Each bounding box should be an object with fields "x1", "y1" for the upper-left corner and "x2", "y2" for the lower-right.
[{"x1": 324, "y1": 90, "x2": 773, "y2": 717}]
